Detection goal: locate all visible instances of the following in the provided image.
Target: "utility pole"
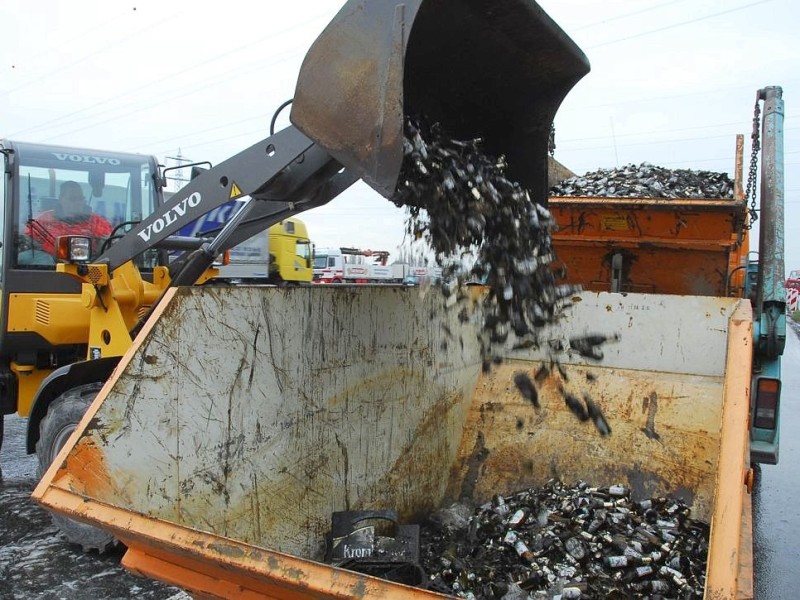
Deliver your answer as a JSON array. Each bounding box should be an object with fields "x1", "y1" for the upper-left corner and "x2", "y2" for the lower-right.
[{"x1": 164, "y1": 149, "x2": 192, "y2": 193}]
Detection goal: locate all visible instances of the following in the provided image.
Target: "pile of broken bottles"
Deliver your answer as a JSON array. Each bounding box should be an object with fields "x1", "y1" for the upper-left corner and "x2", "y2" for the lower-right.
[
  {"x1": 418, "y1": 479, "x2": 707, "y2": 600},
  {"x1": 550, "y1": 162, "x2": 734, "y2": 199}
]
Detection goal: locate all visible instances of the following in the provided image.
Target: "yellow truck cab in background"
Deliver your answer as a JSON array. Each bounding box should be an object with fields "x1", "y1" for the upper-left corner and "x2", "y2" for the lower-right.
[{"x1": 215, "y1": 217, "x2": 313, "y2": 283}]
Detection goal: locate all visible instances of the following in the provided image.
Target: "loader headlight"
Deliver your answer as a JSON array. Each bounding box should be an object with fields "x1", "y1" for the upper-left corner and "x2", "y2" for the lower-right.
[{"x1": 56, "y1": 235, "x2": 91, "y2": 262}]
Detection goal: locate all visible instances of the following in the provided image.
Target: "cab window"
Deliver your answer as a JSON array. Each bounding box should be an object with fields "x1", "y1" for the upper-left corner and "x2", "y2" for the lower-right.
[
  {"x1": 296, "y1": 241, "x2": 311, "y2": 261},
  {"x1": 13, "y1": 145, "x2": 159, "y2": 270}
]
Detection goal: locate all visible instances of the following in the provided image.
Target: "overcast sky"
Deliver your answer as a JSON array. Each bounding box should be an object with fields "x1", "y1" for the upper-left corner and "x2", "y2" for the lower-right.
[{"x1": 2, "y1": 0, "x2": 798, "y2": 269}]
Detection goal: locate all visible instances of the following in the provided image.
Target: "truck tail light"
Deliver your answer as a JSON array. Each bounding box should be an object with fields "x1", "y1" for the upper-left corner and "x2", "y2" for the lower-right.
[
  {"x1": 754, "y1": 377, "x2": 780, "y2": 430},
  {"x1": 56, "y1": 236, "x2": 91, "y2": 262},
  {"x1": 221, "y1": 249, "x2": 231, "y2": 266}
]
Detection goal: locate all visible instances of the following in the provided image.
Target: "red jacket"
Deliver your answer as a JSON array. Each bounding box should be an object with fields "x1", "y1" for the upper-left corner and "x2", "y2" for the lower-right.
[{"x1": 26, "y1": 210, "x2": 113, "y2": 256}]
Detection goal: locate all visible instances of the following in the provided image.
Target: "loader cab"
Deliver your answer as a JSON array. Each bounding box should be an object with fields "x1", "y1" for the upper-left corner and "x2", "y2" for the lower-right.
[
  {"x1": 0, "y1": 140, "x2": 163, "y2": 415},
  {"x1": 3, "y1": 141, "x2": 162, "y2": 271}
]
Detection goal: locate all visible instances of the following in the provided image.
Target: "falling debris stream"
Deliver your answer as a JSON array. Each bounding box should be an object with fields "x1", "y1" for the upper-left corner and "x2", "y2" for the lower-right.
[
  {"x1": 392, "y1": 117, "x2": 613, "y2": 429},
  {"x1": 393, "y1": 118, "x2": 583, "y2": 372},
  {"x1": 363, "y1": 120, "x2": 714, "y2": 598}
]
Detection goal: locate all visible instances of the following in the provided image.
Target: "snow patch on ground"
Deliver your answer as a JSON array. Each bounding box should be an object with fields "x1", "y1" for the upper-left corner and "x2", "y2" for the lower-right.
[{"x1": 1, "y1": 415, "x2": 190, "y2": 599}]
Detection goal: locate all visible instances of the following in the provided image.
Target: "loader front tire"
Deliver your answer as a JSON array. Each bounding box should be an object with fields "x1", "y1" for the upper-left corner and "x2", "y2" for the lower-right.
[{"x1": 36, "y1": 382, "x2": 118, "y2": 553}]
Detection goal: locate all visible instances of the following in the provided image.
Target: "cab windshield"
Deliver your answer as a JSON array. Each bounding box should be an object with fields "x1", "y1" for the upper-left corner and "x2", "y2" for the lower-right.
[{"x1": 12, "y1": 142, "x2": 160, "y2": 269}]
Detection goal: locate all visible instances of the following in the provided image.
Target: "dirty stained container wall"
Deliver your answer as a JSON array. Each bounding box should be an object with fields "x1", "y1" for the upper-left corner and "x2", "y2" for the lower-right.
[
  {"x1": 35, "y1": 286, "x2": 751, "y2": 598},
  {"x1": 52, "y1": 286, "x2": 483, "y2": 558},
  {"x1": 445, "y1": 292, "x2": 742, "y2": 523}
]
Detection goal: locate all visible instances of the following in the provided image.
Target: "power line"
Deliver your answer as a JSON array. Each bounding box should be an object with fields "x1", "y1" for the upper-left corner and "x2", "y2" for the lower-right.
[
  {"x1": 560, "y1": 132, "x2": 732, "y2": 152},
  {"x1": 6, "y1": 9, "x2": 332, "y2": 139},
  {"x1": 558, "y1": 79, "x2": 800, "y2": 113},
  {"x1": 7, "y1": 6, "x2": 133, "y2": 69},
  {"x1": 147, "y1": 121, "x2": 282, "y2": 159},
  {"x1": 558, "y1": 125, "x2": 799, "y2": 152},
  {"x1": 125, "y1": 113, "x2": 269, "y2": 154},
  {"x1": 586, "y1": 0, "x2": 776, "y2": 49},
  {"x1": 1, "y1": 6, "x2": 184, "y2": 99},
  {"x1": 560, "y1": 120, "x2": 741, "y2": 144},
  {"x1": 40, "y1": 48, "x2": 305, "y2": 144},
  {"x1": 569, "y1": 0, "x2": 692, "y2": 32},
  {"x1": 8, "y1": 38, "x2": 306, "y2": 140}
]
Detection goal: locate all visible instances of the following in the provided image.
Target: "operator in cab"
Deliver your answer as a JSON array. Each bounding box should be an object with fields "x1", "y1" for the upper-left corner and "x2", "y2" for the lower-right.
[{"x1": 26, "y1": 180, "x2": 113, "y2": 256}]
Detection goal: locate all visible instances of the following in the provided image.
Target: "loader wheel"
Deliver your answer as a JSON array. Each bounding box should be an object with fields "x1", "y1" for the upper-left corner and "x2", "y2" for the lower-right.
[{"x1": 36, "y1": 382, "x2": 118, "y2": 553}]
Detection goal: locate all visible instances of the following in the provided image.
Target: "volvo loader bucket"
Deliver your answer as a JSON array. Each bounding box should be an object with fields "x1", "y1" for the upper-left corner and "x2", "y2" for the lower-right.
[{"x1": 291, "y1": 0, "x2": 590, "y2": 203}]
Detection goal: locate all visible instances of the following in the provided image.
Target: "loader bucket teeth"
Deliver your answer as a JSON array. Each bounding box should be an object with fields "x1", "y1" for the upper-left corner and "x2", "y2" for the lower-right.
[{"x1": 292, "y1": 0, "x2": 590, "y2": 203}]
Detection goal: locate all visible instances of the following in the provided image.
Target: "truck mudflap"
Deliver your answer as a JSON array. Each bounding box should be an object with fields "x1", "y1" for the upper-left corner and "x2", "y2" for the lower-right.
[
  {"x1": 291, "y1": 0, "x2": 590, "y2": 202},
  {"x1": 34, "y1": 287, "x2": 755, "y2": 598}
]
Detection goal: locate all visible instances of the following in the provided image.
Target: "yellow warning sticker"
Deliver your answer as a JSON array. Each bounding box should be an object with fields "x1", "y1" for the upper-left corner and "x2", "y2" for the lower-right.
[
  {"x1": 601, "y1": 215, "x2": 630, "y2": 231},
  {"x1": 229, "y1": 182, "x2": 243, "y2": 199}
]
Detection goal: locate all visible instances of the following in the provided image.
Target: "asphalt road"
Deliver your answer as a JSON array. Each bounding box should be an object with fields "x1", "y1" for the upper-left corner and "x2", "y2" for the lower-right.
[
  {"x1": 752, "y1": 320, "x2": 800, "y2": 599},
  {"x1": 1, "y1": 324, "x2": 799, "y2": 598}
]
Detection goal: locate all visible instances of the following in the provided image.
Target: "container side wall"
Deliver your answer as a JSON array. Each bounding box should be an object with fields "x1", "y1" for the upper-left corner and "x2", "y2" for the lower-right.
[
  {"x1": 39, "y1": 285, "x2": 482, "y2": 558},
  {"x1": 446, "y1": 362, "x2": 724, "y2": 521},
  {"x1": 521, "y1": 292, "x2": 739, "y2": 377},
  {"x1": 706, "y1": 300, "x2": 753, "y2": 597}
]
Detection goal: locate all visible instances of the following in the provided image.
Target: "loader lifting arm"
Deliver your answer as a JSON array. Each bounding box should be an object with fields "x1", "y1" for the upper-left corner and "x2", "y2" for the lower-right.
[
  {"x1": 95, "y1": 127, "x2": 355, "y2": 276},
  {"x1": 42, "y1": 0, "x2": 590, "y2": 363},
  {"x1": 89, "y1": 0, "x2": 588, "y2": 281}
]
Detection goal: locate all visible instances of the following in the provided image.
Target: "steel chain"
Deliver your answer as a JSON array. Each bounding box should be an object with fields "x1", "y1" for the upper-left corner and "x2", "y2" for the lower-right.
[{"x1": 744, "y1": 96, "x2": 761, "y2": 229}]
